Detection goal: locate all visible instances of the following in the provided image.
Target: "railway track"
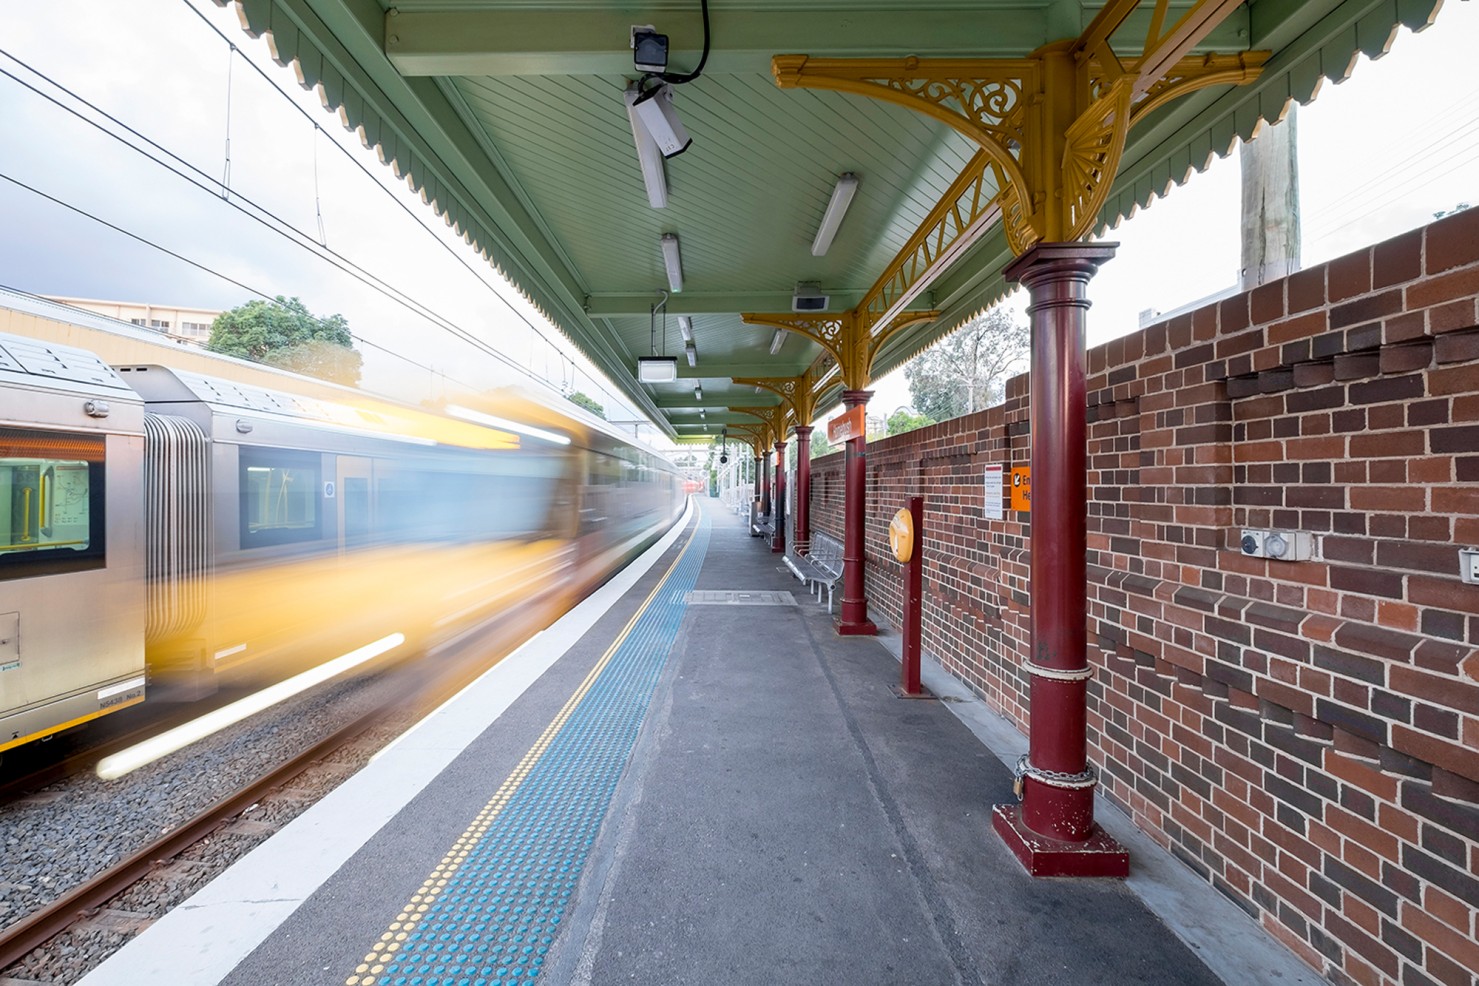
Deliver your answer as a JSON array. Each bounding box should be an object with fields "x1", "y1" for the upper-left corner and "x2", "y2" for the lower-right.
[{"x1": 0, "y1": 601, "x2": 556, "y2": 983}]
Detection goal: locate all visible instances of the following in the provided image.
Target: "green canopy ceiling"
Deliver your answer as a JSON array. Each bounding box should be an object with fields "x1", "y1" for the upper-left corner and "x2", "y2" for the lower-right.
[{"x1": 218, "y1": 0, "x2": 1441, "y2": 442}]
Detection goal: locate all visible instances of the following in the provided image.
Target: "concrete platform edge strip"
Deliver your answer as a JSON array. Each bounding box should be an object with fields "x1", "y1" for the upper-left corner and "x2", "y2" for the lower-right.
[
  {"x1": 871, "y1": 624, "x2": 1323, "y2": 986},
  {"x1": 75, "y1": 501, "x2": 698, "y2": 986}
]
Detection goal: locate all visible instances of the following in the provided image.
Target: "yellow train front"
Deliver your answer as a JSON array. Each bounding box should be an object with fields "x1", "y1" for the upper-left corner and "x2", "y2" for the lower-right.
[{"x1": 0, "y1": 300, "x2": 685, "y2": 759}]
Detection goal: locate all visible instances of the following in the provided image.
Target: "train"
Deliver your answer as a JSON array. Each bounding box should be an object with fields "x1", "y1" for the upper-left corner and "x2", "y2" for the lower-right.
[{"x1": 0, "y1": 294, "x2": 686, "y2": 761}]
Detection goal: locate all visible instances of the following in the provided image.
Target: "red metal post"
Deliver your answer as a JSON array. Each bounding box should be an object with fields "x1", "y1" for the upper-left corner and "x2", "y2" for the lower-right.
[
  {"x1": 761, "y1": 451, "x2": 772, "y2": 520},
  {"x1": 751, "y1": 454, "x2": 763, "y2": 536},
  {"x1": 771, "y1": 440, "x2": 787, "y2": 553},
  {"x1": 992, "y1": 241, "x2": 1128, "y2": 878},
  {"x1": 838, "y1": 389, "x2": 876, "y2": 636},
  {"x1": 900, "y1": 495, "x2": 924, "y2": 695},
  {"x1": 793, "y1": 425, "x2": 813, "y2": 555}
]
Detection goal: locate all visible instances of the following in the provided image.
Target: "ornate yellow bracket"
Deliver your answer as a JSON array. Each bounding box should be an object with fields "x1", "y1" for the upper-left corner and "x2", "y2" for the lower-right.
[
  {"x1": 740, "y1": 308, "x2": 941, "y2": 393},
  {"x1": 733, "y1": 362, "x2": 828, "y2": 434},
  {"x1": 773, "y1": 0, "x2": 1266, "y2": 253}
]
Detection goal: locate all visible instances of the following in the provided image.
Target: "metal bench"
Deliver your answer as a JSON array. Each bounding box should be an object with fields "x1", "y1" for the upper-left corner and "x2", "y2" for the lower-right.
[{"x1": 785, "y1": 532, "x2": 844, "y2": 613}]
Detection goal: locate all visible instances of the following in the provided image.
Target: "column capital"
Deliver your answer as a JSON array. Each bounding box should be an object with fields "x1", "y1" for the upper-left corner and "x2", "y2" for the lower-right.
[
  {"x1": 774, "y1": 440, "x2": 788, "y2": 449},
  {"x1": 841, "y1": 389, "x2": 873, "y2": 408},
  {"x1": 1003, "y1": 241, "x2": 1119, "y2": 286},
  {"x1": 793, "y1": 425, "x2": 814, "y2": 437}
]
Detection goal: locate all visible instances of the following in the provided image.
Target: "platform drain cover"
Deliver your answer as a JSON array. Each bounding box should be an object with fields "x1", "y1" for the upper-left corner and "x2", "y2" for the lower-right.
[{"x1": 686, "y1": 589, "x2": 796, "y2": 606}]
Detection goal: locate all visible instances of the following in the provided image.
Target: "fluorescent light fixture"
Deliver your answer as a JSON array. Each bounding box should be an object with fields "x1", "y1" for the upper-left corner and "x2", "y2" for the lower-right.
[
  {"x1": 637, "y1": 356, "x2": 678, "y2": 382},
  {"x1": 631, "y1": 84, "x2": 692, "y2": 159},
  {"x1": 685, "y1": 340, "x2": 697, "y2": 366},
  {"x1": 678, "y1": 315, "x2": 693, "y2": 341},
  {"x1": 98, "y1": 633, "x2": 405, "y2": 779},
  {"x1": 811, "y1": 172, "x2": 860, "y2": 256},
  {"x1": 694, "y1": 383, "x2": 703, "y2": 400},
  {"x1": 770, "y1": 329, "x2": 786, "y2": 355},
  {"x1": 446, "y1": 404, "x2": 572, "y2": 445},
  {"x1": 660, "y1": 233, "x2": 684, "y2": 292},
  {"x1": 624, "y1": 84, "x2": 668, "y2": 209}
]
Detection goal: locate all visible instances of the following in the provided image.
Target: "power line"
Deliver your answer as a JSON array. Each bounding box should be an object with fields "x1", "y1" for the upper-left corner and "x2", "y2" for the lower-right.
[
  {"x1": 172, "y1": 0, "x2": 638, "y2": 416},
  {"x1": 0, "y1": 169, "x2": 471, "y2": 388},
  {"x1": 0, "y1": 51, "x2": 550, "y2": 390}
]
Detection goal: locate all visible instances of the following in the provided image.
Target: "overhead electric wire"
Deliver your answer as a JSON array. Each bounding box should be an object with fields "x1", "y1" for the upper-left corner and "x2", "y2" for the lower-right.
[
  {"x1": 0, "y1": 170, "x2": 473, "y2": 390},
  {"x1": 0, "y1": 51, "x2": 550, "y2": 391},
  {"x1": 172, "y1": 0, "x2": 637, "y2": 415}
]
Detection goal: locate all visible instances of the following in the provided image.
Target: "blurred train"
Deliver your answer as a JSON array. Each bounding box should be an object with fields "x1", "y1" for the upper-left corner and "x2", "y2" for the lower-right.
[{"x1": 0, "y1": 296, "x2": 685, "y2": 760}]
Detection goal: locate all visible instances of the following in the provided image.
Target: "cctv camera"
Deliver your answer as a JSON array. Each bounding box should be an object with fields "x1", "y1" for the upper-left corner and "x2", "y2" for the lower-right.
[
  {"x1": 631, "y1": 84, "x2": 692, "y2": 158},
  {"x1": 720, "y1": 453, "x2": 729, "y2": 464}
]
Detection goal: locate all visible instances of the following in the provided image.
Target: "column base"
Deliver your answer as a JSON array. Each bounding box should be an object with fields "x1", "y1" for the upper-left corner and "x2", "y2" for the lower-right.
[
  {"x1": 836, "y1": 618, "x2": 877, "y2": 636},
  {"x1": 991, "y1": 804, "x2": 1129, "y2": 878},
  {"x1": 891, "y1": 684, "x2": 935, "y2": 700}
]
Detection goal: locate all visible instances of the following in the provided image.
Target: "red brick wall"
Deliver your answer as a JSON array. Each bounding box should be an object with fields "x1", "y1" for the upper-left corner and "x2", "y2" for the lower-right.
[{"x1": 809, "y1": 208, "x2": 1479, "y2": 986}]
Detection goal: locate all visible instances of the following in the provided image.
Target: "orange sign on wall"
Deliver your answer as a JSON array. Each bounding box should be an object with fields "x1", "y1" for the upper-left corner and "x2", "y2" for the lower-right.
[
  {"x1": 827, "y1": 405, "x2": 866, "y2": 444},
  {"x1": 1010, "y1": 466, "x2": 1031, "y2": 512}
]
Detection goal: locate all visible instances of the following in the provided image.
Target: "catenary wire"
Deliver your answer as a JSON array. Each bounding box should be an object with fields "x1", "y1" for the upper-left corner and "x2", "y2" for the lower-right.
[
  {"x1": 172, "y1": 1, "x2": 632, "y2": 410},
  {"x1": 0, "y1": 170, "x2": 476, "y2": 389}
]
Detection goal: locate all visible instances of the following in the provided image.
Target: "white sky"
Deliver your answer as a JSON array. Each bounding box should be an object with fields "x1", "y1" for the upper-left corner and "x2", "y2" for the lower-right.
[{"x1": 1, "y1": 2, "x2": 1476, "y2": 443}]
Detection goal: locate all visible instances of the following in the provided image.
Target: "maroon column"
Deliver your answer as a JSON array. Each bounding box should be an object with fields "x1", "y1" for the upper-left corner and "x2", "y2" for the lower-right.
[
  {"x1": 837, "y1": 389, "x2": 876, "y2": 636},
  {"x1": 751, "y1": 454, "x2": 763, "y2": 535},
  {"x1": 761, "y1": 451, "x2": 772, "y2": 519},
  {"x1": 771, "y1": 440, "x2": 787, "y2": 553},
  {"x1": 991, "y1": 241, "x2": 1128, "y2": 878},
  {"x1": 793, "y1": 425, "x2": 813, "y2": 555}
]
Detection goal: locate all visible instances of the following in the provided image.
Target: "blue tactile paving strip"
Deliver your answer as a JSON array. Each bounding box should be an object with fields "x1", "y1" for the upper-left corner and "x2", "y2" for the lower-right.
[{"x1": 345, "y1": 512, "x2": 710, "y2": 986}]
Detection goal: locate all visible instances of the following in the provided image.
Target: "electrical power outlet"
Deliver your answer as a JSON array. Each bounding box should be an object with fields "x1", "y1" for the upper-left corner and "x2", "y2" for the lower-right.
[{"x1": 1461, "y1": 549, "x2": 1479, "y2": 585}]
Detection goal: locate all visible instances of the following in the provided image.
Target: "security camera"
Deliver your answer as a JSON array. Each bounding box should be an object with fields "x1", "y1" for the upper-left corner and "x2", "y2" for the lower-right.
[
  {"x1": 631, "y1": 84, "x2": 692, "y2": 158},
  {"x1": 720, "y1": 453, "x2": 729, "y2": 464}
]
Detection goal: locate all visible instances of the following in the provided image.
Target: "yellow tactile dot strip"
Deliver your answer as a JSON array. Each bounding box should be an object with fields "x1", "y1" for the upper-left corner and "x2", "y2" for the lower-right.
[{"x1": 345, "y1": 520, "x2": 704, "y2": 986}]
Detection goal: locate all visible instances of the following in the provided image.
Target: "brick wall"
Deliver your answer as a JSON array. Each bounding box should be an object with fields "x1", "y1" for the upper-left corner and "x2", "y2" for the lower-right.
[{"x1": 808, "y1": 208, "x2": 1479, "y2": 986}]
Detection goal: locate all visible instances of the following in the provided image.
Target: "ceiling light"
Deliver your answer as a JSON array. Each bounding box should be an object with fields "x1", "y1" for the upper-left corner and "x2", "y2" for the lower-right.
[
  {"x1": 694, "y1": 383, "x2": 703, "y2": 400},
  {"x1": 685, "y1": 341, "x2": 697, "y2": 366},
  {"x1": 678, "y1": 315, "x2": 693, "y2": 341},
  {"x1": 624, "y1": 84, "x2": 668, "y2": 209},
  {"x1": 660, "y1": 233, "x2": 684, "y2": 293},
  {"x1": 632, "y1": 84, "x2": 692, "y2": 159},
  {"x1": 811, "y1": 172, "x2": 860, "y2": 256},
  {"x1": 637, "y1": 356, "x2": 678, "y2": 382},
  {"x1": 769, "y1": 329, "x2": 786, "y2": 355}
]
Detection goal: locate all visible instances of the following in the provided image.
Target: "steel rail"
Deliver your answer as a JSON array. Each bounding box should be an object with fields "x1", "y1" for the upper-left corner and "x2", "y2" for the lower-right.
[{"x1": 0, "y1": 597, "x2": 556, "y2": 974}]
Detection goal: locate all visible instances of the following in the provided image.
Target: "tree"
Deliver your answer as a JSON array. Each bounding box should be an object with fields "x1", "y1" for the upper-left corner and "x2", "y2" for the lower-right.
[
  {"x1": 886, "y1": 407, "x2": 934, "y2": 436},
  {"x1": 809, "y1": 431, "x2": 836, "y2": 459},
  {"x1": 566, "y1": 391, "x2": 605, "y2": 419},
  {"x1": 208, "y1": 296, "x2": 362, "y2": 386},
  {"x1": 903, "y1": 305, "x2": 1028, "y2": 423}
]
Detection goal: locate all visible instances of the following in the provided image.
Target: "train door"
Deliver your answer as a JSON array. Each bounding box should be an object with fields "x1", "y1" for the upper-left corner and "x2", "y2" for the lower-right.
[{"x1": 336, "y1": 456, "x2": 373, "y2": 552}]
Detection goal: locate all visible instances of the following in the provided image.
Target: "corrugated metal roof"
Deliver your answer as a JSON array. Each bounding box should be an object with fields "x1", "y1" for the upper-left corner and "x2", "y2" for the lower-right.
[{"x1": 217, "y1": 0, "x2": 1442, "y2": 439}]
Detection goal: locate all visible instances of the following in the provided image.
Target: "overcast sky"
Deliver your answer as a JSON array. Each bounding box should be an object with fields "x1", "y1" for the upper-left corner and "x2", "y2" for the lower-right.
[{"x1": 1, "y1": 2, "x2": 1476, "y2": 438}]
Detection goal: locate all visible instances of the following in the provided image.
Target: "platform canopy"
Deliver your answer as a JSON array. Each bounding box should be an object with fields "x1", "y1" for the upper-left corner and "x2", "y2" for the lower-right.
[{"x1": 218, "y1": 0, "x2": 1440, "y2": 442}]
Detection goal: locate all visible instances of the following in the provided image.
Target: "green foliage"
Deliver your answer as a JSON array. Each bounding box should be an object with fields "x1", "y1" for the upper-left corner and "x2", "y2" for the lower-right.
[
  {"x1": 566, "y1": 390, "x2": 605, "y2": 419},
  {"x1": 886, "y1": 407, "x2": 935, "y2": 436},
  {"x1": 809, "y1": 431, "x2": 836, "y2": 459},
  {"x1": 207, "y1": 296, "x2": 361, "y2": 386},
  {"x1": 903, "y1": 304, "x2": 1028, "y2": 423}
]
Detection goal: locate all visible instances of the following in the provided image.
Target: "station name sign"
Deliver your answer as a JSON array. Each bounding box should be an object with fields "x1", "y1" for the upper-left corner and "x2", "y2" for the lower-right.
[{"x1": 827, "y1": 406, "x2": 865, "y2": 444}]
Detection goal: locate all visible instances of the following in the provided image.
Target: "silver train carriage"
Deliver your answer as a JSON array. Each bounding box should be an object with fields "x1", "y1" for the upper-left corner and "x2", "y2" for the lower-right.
[{"x1": 1, "y1": 328, "x2": 685, "y2": 759}]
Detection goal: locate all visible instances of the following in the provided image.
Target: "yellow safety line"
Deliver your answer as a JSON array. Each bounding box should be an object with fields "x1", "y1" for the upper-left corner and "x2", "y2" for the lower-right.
[
  {"x1": 347, "y1": 519, "x2": 699, "y2": 986},
  {"x1": 0, "y1": 694, "x2": 146, "y2": 754}
]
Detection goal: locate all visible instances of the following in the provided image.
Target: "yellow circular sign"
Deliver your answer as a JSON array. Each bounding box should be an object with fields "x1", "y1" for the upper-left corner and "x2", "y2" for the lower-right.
[{"x1": 889, "y1": 507, "x2": 914, "y2": 564}]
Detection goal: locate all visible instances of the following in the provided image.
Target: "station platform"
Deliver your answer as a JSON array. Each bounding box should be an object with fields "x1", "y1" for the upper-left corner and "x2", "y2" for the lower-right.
[{"x1": 79, "y1": 500, "x2": 1318, "y2": 986}]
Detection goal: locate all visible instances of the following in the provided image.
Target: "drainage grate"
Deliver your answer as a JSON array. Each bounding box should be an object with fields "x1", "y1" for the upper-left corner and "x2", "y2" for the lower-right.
[{"x1": 685, "y1": 589, "x2": 797, "y2": 606}]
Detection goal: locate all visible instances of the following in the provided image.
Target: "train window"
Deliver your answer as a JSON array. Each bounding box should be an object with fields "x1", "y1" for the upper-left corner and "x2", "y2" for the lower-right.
[
  {"x1": 239, "y1": 447, "x2": 322, "y2": 548},
  {"x1": 0, "y1": 427, "x2": 106, "y2": 580}
]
